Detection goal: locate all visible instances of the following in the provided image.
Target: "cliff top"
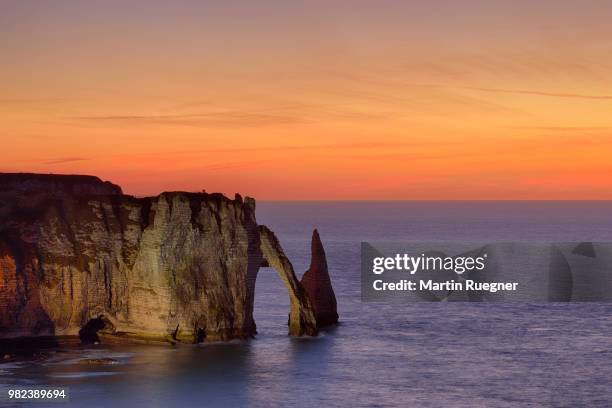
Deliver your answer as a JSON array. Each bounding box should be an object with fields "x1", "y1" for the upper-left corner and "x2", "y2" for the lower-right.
[
  {"x1": 0, "y1": 172, "x2": 255, "y2": 210},
  {"x1": 0, "y1": 173, "x2": 122, "y2": 196}
]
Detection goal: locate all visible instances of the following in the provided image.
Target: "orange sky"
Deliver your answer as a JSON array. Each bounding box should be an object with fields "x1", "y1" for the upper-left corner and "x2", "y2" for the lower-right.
[{"x1": 2, "y1": 1, "x2": 612, "y2": 199}]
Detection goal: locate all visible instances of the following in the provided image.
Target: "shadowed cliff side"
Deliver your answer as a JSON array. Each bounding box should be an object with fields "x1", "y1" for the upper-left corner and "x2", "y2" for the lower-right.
[
  {"x1": 301, "y1": 230, "x2": 339, "y2": 327},
  {"x1": 0, "y1": 173, "x2": 331, "y2": 345}
]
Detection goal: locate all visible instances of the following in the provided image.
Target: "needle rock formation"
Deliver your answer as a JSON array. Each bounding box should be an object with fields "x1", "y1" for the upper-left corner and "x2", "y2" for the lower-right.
[{"x1": 301, "y1": 230, "x2": 339, "y2": 327}]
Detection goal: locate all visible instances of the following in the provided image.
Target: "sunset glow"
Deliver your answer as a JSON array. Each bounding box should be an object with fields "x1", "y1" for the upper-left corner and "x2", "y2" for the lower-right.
[{"x1": 2, "y1": 1, "x2": 612, "y2": 199}]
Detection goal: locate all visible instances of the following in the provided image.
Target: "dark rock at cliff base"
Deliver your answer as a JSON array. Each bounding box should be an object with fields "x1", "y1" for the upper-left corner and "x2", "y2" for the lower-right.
[
  {"x1": 300, "y1": 230, "x2": 339, "y2": 327},
  {"x1": 0, "y1": 172, "x2": 324, "y2": 344},
  {"x1": 78, "y1": 358, "x2": 118, "y2": 365},
  {"x1": 572, "y1": 242, "x2": 596, "y2": 258}
]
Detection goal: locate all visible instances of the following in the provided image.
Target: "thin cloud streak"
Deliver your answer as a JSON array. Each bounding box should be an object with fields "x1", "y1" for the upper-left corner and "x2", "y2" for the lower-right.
[
  {"x1": 105, "y1": 141, "x2": 460, "y2": 161},
  {"x1": 463, "y1": 86, "x2": 612, "y2": 100},
  {"x1": 44, "y1": 157, "x2": 89, "y2": 165},
  {"x1": 67, "y1": 111, "x2": 311, "y2": 127},
  {"x1": 196, "y1": 141, "x2": 412, "y2": 154},
  {"x1": 507, "y1": 126, "x2": 612, "y2": 132},
  {"x1": 67, "y1": 101, "x2": 393, "y2": 127},
  {"x1": 0, "y1": 98, "x2": 68, "y2": 104},
  {"x1": 67, "y1": 111, "x2": 305, "y2": 125}
]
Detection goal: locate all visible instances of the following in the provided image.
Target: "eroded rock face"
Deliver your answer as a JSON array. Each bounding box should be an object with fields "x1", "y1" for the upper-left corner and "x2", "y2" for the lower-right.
[
  {"x1": 300, "y1": 230, "x2": 339, "y2": 327},
  {"x1": 0, "y1": 173, "x2": 325, "y2": 343}
]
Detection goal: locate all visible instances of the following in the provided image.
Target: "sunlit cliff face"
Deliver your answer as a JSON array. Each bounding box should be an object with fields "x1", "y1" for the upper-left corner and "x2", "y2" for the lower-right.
[{"x1": 2, "y1": 0, "x2": 612, "y2": 199}]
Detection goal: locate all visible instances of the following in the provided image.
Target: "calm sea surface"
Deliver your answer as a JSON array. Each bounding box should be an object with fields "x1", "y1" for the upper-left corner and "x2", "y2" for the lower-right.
[{"x1": 3, "y1": 201, "x2": 612, "y2": 407}]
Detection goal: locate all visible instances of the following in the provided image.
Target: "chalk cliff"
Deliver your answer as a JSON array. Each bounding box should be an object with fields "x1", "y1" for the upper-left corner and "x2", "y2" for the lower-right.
[{"x1": 0, "y1": 173, "x2": 329, "y2": 344}]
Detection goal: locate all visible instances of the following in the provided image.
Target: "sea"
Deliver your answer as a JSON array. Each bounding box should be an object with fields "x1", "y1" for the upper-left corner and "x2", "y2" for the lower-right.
[{"x1": 2, "y1": 201, "x2": 612, "y2": 407}]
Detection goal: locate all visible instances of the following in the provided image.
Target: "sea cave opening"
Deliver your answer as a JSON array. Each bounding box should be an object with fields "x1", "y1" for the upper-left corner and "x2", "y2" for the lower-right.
[
  {"x1": 196, "y1": 327, "x2": 206, "y2": 343},
  {"x1": 79, "y1": 315, "x2": 115, "y2": 344}
]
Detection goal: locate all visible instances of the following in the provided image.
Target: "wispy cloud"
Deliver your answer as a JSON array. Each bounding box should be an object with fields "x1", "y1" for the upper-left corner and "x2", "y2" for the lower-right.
[
  {"x1": 347, "y1": 151, "x2": 475, "y2": 160},
  {"x1": 67, "y1": 99, "x2": 394, "y2": 127},
  {"x1": 196, "y1": 159, "x2": 271, "y2": 172},
  {"x1": 161, "y1": 100, "x2": 215, "y2": 112},
  {"x1": 0, "y1": 98, "x2": 68, "y2": 104},
  {"x1": 199, "y1": 141, "x2": 410, "y2": 154},
  {"x1": 463, "y1": 86, "x2": 612, "y2": 100},
  {"x1": 44, "y1": 157, "x2": 88, "y2": 165},
  {"x1": 112, "y1": 141, "x2": 453, "y2": 159},
  {"x1": 67, "y1": 111, "x2": 311, "y2": 127},
  {"x1": 507, "y1": 126, "x2": 612, "y2": 132}
]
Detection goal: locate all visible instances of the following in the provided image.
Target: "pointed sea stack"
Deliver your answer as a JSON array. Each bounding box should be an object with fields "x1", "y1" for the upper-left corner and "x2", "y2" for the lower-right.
[{"x1": 300, "y1": 229, "x2": 339, "y2": 327}]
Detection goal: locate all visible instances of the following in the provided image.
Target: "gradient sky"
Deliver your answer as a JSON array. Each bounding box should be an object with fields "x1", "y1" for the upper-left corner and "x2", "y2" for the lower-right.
[{"x1": 2, "y1": 0, "x2": 612, "y2": 199}]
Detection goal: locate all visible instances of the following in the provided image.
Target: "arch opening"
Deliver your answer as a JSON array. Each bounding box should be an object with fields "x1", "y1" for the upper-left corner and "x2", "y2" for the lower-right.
[{"x1": 252, "y1": 265, "x2": 292, "y2": 336}]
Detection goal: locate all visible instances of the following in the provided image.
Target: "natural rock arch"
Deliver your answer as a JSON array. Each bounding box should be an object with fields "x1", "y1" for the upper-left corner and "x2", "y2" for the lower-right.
[
  {"x1": 0, "y1": 173, "x2": 337, "y2": 345},
  {"x1": 256, "y1": 226, "x2": 318, "y2": 336}
]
